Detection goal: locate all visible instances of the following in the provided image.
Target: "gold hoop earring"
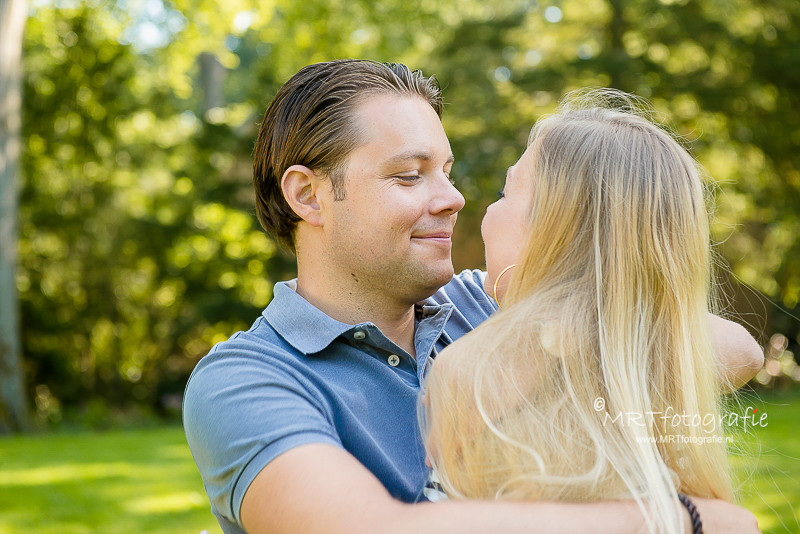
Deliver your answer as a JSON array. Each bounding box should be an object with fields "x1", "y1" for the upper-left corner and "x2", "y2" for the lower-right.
[{"x1": 492, "y1": 264, "x2": 518, "y2": 307}]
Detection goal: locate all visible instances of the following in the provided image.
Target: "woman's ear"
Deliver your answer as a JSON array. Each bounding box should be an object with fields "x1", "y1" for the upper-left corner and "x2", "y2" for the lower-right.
[{"x1": 280, "y1": 165, "x2": 324, "y2": 227}]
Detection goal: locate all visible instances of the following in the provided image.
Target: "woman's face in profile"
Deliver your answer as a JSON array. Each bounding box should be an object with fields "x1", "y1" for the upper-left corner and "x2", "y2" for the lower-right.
[{"x1": 481, "y1": 145, "x2": 535, "y2": 300}]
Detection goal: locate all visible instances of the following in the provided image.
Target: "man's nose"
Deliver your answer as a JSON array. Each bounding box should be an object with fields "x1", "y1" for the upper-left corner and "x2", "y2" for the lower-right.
[{"x1": 430, "y1": 174, "x2": 465, "y2": 215}]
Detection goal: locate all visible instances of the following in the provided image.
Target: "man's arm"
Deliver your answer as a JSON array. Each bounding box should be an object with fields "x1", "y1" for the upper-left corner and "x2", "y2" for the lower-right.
[
  {"x1": 241, "y1": 443, "x2": 759, "y2": 534},
  {"x1": 710, "y1": 314, "x2": 764, "y2": 390}
]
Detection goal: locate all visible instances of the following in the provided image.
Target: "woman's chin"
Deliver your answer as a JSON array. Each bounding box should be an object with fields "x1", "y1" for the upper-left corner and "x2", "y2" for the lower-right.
[{"x1": 483, "y1": 277, "x2": 494, "y2": 299}]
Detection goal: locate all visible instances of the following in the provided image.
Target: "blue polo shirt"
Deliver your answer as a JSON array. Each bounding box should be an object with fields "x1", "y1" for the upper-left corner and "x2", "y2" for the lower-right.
[{"x1": 183, "y1": 269, "x2": 496, "y2": 533}]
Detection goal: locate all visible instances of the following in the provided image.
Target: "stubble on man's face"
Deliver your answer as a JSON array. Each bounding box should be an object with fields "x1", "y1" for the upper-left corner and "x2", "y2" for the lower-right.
[{"x1": 321, "y1": 94, "x2": 465, "y2": 304}]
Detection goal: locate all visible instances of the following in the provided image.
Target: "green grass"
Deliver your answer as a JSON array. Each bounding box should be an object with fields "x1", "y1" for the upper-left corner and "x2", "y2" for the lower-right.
[
  {"x1": 730, "y1": 389, "x2": 800, "y2": 534},
  {"x1": 0, "y1": 391, "x2": 797, "y2": 533},
  {"x1": 0, "y1": 426, "x2": 221, "y2": 534}
]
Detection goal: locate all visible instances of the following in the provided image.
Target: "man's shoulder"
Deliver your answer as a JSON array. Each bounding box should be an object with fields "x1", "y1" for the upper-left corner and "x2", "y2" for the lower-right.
[
  {"x1": 208, "y1": 313, "x2": 289, "y2": 358},
  {"x1": 186, "y1": 313, "x2": 302, "y2": 390},
  {"x1": 431, "y1": 269, "x2": 494, "y2": 309},
  {"x1": 182, "y1": 309, "x2": 343, "y2": 529},
  {"x1": 429, "y1": 269, "x2": 497, "y2": 334}
]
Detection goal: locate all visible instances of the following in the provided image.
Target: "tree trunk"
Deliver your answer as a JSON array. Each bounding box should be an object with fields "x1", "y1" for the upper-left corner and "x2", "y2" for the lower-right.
[
  {"x1": 606, "y1": 0, "x2": 626, "y2": 90},
  {"x1": 0, "y1": 0, "x2": 32, "y2": 433},
  {"x1": 198, "y1": 52, "x2": 225, "y2": 116}
]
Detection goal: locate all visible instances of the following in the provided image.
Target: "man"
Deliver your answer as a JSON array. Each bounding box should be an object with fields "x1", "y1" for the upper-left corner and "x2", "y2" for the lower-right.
[{"x1": 183, "y1": 59, "x2": 762, "y2": 533}]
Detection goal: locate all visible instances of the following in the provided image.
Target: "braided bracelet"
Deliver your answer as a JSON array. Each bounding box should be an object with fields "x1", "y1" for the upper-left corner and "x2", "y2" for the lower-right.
[{"x1": 678, "y1": 493, "x2": 704, "y2": 534}]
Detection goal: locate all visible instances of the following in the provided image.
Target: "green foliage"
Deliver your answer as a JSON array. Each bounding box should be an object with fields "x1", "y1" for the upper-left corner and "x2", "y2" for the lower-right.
[
  {"x1": 20, "y1": 4, "x2": 279, "y2": 423},
  {"x1": 17, "y1": 0, "x2": 800, "y2": 424}
]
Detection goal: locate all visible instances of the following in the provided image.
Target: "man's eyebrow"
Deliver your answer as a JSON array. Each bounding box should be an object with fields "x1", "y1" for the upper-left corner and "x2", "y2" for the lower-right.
[{"x1": 381, "y1": 150, "x2": 455, "y2": 167}]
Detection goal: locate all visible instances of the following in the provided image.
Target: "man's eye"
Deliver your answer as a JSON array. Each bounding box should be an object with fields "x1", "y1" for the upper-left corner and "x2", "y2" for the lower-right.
[
  {"x1": 394, "y1": 174, "x2": 420, "y2": 182},
  {"x1": 497, "y1": 190, "x2": 506, "y2": 199}
]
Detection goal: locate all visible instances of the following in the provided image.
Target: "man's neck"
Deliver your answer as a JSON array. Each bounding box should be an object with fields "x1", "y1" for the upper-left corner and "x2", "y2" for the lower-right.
[{"x1": 294, "y1": 268, "x2": 418, "y2": 358}]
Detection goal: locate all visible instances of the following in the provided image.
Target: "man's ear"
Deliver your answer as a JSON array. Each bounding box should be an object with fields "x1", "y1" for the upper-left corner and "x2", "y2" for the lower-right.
[{"x1": 281, "y1": 165, "x2": 325, "y2": 227}]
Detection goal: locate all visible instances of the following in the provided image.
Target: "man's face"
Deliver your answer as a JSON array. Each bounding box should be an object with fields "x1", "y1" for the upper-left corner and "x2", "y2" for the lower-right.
[{"x1": 319, "y1": 94, "x2": 465, "y2": 304}]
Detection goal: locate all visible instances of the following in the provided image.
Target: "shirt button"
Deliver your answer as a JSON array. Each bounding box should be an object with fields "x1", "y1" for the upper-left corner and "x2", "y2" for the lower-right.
[
  {"x1": 387, "y1": 354, "x2": 400, "y2": 367},
  {"x1": 353, "y1": 330, "x2": 366, "y2": 340}
]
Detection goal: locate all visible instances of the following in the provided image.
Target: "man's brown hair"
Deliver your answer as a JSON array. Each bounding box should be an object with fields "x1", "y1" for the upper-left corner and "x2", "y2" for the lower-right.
[{"x1": 252, "y1": 59, "x2": 443, "y2": 249}]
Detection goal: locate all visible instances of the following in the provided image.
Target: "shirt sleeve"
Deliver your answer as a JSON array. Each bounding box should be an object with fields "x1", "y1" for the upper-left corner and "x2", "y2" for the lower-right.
[
  {"x1": 182, "y1": 336, "x2": 342, "y2": 527},
  {"x1": 438, "y1": 269, "x2": 498, "y2": 322}
]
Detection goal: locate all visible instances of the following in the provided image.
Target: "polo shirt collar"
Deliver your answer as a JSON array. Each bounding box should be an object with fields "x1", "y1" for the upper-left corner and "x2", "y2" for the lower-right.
[
  {"x1": 263, "y1": 280, "x2": 453, "y2": 357},
  {"x1": 263, "y1": 280, "x2": 354, "y2": 354}
]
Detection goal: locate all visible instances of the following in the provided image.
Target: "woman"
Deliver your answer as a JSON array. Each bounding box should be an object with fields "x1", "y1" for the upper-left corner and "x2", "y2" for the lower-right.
[{"x1": 422, "y1": 90, "x2": 733, "y2": 533}]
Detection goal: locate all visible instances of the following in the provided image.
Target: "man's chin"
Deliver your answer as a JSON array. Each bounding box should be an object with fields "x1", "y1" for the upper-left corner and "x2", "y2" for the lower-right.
[{"x1": 415, "y1": 265, "x2": 455, "y2": 296}]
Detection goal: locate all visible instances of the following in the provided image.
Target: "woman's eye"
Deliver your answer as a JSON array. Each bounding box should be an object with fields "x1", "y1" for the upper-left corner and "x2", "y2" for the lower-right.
[{"x1": 497, "y1": 190, "x2": 506, "y2": 199}]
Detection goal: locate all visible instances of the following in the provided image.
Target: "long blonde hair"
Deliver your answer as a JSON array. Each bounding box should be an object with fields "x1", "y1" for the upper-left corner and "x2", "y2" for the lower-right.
[{"x1": 422, "y1": 90, "x2": 733, "y2": 533}]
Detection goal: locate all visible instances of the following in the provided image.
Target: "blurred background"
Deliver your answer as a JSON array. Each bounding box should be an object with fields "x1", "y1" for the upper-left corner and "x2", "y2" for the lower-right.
[{"x1": 1, "y1": 0, "x2": 798, "y2": 532}]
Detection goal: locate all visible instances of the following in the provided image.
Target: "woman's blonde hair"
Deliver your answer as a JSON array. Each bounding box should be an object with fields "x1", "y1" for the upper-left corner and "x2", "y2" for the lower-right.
[{"x1": 422, "y1": 89, "x2": 733, "y2": 533}]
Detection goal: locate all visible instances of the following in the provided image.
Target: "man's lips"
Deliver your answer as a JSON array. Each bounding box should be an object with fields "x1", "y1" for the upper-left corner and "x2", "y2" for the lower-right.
[{"x1": 411, "y1": 232, "x2": 452, "y2": 244}]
